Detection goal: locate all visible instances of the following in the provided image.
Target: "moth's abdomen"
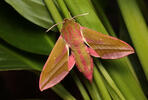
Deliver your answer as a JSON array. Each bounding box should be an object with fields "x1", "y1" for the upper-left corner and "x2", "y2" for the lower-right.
[{"x1": 72, "y1": 44, "x2": 93, "y2": 81}]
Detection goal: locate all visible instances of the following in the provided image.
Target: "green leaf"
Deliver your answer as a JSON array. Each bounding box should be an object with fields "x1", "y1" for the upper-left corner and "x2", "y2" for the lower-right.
[
  {"x1": 52, "y1": 84, "x2": 76, "y2": 100},
  {"x1": 95, "y1": 60, "x2": 125, "y2": 100},
  {"x1": 117, "y1": 0, "x2": 148, "y2": 80},
  {"x1": 91, "y1": 0, "x2": 115, "y2": 36},
  {"x1": 5, "y1": 0, "x2": 54, "y2": 29},
  {"x1": 0, "y1": 40, "x2": 42, "y2": 71},
  {"x1": 0, "y1": 44, "x2": 31, "y2": 71},
  {"x1": 94, "y1": 67, "x2": 111, "y2": 100},
  {"x1": 0, "y1": 1, "x2": 55, "y2": 55},
  {"x1": 71, "y1": 71, "x2": 91, "y2": 100},
  {"x1": 103, "y1": 58, "x2": 146, "y2": 100},
  {"x1": 64, "y1": 0, "x2": 108, "y2": 34},
  {"x1": 44, "y1": 0, "x2": 63, "y2": 30},
  {"x1": 83, "y1": 79, "x2": 102, "y2": 100}
]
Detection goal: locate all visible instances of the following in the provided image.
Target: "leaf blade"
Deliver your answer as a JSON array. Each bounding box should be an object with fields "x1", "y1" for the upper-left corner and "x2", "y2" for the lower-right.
[
  {"x1": 0, "y1": 1, "x2": 55, "y2": 55},
  {"x1": 5, "y1": 0, "x2": 54, "y2": 29}
]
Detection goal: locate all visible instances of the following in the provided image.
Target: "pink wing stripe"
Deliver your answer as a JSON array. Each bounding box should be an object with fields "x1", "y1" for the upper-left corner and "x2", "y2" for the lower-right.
[
  {"x1": 88, "y1": 47, "x2": 100, "y2": 57},
  {"x1": 40, "y1": 71, "x2": 68, "y2": 91},
  {"x1": 101, "y1": 51, "x2": 134, "y2": 59}
]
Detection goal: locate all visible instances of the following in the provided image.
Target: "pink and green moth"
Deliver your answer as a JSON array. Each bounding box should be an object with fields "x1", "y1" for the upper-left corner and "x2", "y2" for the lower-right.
[{"x1": 39, "y1": 14, "x2": 134, "y2": 91}]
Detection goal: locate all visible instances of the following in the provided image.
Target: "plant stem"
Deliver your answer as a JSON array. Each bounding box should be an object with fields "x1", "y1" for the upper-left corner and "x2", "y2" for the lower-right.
[
  {"x1": 94, "y1": 66, "x2": 112, "y2": 100},
  {"x1": 71, "y1": 71, "x2": 91, "y2": 100},
  {"x1": 83, "y1": 78, "x2": 102, "y2": 100},
  {"x1": 56, "y1": 0, "x2": 71, "y2": 18},
  {"x1": 52, "y1": 84, "x2": 75, "y2": 100},
  {"x1": 91, "y1": 0, "x2": 116, "y2": 37},
  {"x1": 95, "y1": 59, "x2": 125, "y2": 100},
  {"x1": 44, "y1": 0, "x2": 63, "y2": 30}
]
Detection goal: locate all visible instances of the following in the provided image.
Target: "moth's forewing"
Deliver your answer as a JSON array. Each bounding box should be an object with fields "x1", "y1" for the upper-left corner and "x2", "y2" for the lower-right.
[
  {"x1": 39, "y1": 36, "x2": 75, "y2": 91},
  {"x1": 81, "y1": 27, "x2": 134, "y2": 59}
]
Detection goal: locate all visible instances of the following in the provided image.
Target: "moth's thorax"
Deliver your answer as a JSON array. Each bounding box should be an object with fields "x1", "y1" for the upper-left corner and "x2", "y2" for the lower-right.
[{"x1": 61, "y1": 19, "x2": 84, "y2": 48}]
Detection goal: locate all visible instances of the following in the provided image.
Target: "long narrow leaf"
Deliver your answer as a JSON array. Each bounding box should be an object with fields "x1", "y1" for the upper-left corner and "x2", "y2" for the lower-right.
[
  {"x1": 95, "y1": 59, "x2": 125, "y2": 100},
  {"x1": 0, "y1": 40, "x2": 42, "y2": 71},
  {"x1": 83, "y1": 78, "x2": 102, "y2": 100},
  {"x1": 0, "y1": 2, "x2": 55, "y2": 55},
  {"x1": 94, "y1": 67, "x2": 111, "y2": 100},
  {"x1": 117, "y1": 0, "x2": 148, "y2": 79},
  {"x1": 71, "y1": 71, "x2": 91, "y2": 100},
  {"x1": 5, "y1": 0, "x2": 54, "y2": 29},
  {"x1": 52, "y1": 84, "x2": 76, "y2": 100},
  {"x1": 44, "y1": 0, "x2": 63, "y2": 30}
]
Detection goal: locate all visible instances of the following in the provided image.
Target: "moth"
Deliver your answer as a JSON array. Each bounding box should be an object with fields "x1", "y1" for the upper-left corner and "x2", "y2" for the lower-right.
[{"x1": 39, "y1": 14, "x2": 134, "y2": 91}]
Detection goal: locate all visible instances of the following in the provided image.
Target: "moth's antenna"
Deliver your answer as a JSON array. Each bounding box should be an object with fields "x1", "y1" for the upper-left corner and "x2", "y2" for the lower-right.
[
  {"x1": 46, "y1": 13, "x2": 88, "y2": 32},
  {"x1": 71, "y1": 12, "x2": 89, "y2": 20},
  {"x1": 46, "y1": 21, "x2": 64, "y2": 32}
]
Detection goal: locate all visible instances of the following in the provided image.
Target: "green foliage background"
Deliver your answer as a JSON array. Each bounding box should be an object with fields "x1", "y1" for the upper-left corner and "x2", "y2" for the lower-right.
[{"x1": 0, "y1": 0, "x2": 148, "y2": 99}]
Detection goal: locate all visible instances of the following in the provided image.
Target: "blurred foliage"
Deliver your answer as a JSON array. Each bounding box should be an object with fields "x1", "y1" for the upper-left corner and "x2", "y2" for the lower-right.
[{"x1": 0, "y1": 0, "x2": 148, "y2": 99}]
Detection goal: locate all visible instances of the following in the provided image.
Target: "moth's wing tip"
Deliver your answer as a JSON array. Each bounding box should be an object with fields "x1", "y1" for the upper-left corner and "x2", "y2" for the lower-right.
[{"x1": 39, "y1": 71, "x2": 69, "y2": 91}]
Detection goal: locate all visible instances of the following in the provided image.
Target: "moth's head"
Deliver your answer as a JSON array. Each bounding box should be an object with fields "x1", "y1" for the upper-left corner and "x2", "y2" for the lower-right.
[
  {"x1": 46, "y1": 13, "x2": 89, "y2": 32},
  {"x1": 63, "y1": 13, "x2": 89, "y2": 23},
  {"x1": 63, "y1": 18, "x2": 71, "y2": 22},
  {"x1": 63, "y1": 18, "x2": 75, "y2": 25}
]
